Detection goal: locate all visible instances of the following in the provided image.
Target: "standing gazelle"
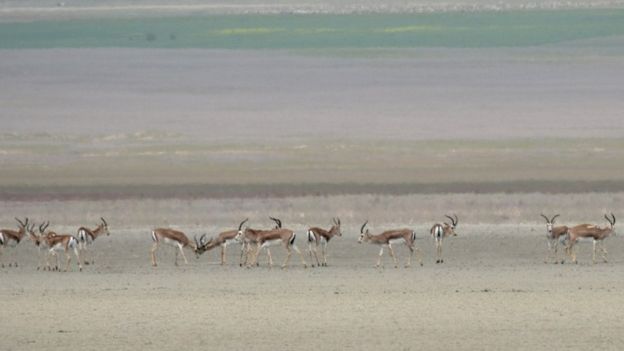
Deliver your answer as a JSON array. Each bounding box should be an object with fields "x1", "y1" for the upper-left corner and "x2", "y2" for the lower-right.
[
  {"x1": 307, "y1": 217, "x2": 342, "y2": 267},
  {"x1": 37, "y1": 223, "x2": 82, "y2": 272},
  {"x1": 150, "y1": 228, "x2": 204, "y2": 267},
  {"x1": 540, "y1": 214, "x2": 569, "y2": 264},
  {"x1": 0, "y1": 217, "x2": 30, "y2": 268},
  {"x1": 243, "y1": 218, "x2": 307, "y2": 269},
  {"x1": 566, "y1": 214, "x2": 616, "y2": 264},
  {"x1": 196, "y1": 219, "x2": 249, "y2": 266},
  {"x1": 358, "y1": 221, "x2": 422, "y2": 268},
  {"x1": 77, "y1": 217, "x2": 110, "y2": 265},
  {"x1": 430, "y1": 214, "x2": 458, "y2": 264},
  {"x1": 27, "y1": 222, "x2": 50, "y2": 270}
]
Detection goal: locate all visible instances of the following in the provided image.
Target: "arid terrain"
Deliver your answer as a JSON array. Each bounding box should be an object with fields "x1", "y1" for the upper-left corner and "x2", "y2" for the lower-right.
[
  {"x1": 2, "y1": 195, "x2": 624, "y2": 350},
  {"x1": 2, "y1": 1, "x2": 624, "y2": 350}
]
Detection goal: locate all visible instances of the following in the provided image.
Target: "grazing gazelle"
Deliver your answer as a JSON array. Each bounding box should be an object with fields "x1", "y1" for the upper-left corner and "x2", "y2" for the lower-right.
[
  {"x1": 196, "y1": 219, "x2": 249, "y2": 266},
  {"x1": 0, "y1": 217, "x2": 30, "y2": 268},
  {"x1": 243, "y1": 218, "x2": 307, "y2": 269},
  {"x1": 566, "y1": 214, "x2": 616, "y2": 264},
  {"x1": 430, "y1": 214, "x2": 459, "y2": 264},
  {"x1": 307, "y1": 217, "x2": 343, "y2": 267},
  {"x1": 358, "y1": 221, "x2": 422, "y2": 268},
  {"x1": 77, "y1": 217, "x2": 110, "y2": 265},
  {"x1": 150, "y1": 228, "x2": 204, "y2": 266},
  {"x1": 39, "y1": 226, "x2": 82, "y2": 272},
  {"x1": 540, "y1": 214, "x2": 569, "y2": 264}
]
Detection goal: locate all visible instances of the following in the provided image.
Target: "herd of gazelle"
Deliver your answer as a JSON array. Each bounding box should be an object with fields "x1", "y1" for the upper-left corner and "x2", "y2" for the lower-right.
[
  {"x1": 0, "y1": 217, "x2": 109, "y2": 271},
  {"x1": 151, "y1": 216, "x2": 458, "y2": 268},
  {"x1": 0, "y1": 213, "x2": 619, "y2": 270},
  {"x1": 541, "y1": 213, "x2": 617, "y2": 264}
]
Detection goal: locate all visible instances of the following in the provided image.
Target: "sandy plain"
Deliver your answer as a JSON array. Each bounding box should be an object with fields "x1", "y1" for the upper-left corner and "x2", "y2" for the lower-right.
[
  {"x1": 1, "y1": 195, "x2": 624, "y2": 350},
  {"x1": 2, "y1": 4, "x2": 624, "y2": 349}
]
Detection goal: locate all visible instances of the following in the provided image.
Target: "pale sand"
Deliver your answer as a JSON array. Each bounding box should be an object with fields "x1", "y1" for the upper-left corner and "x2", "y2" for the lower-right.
[{"x1": 2, "y1": 212, "x2": 624, "y2": 350}]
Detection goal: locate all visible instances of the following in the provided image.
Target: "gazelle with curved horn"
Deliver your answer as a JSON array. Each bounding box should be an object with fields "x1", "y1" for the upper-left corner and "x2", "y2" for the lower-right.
[
  {"x1": 39, "y1": 227, "x2": 82, "y2": 272},
  {"x1": 77, "y1": 217, "x2": 110, "y2": 265},
  {"x1": 237, "y1": 217, "x2": 284, "y2": 267},
  {"x1": 245, "y1": 217, "x2": 307, "y2": 269},
  {"x1": 307, "y1": 217, "x2": 343, "y2": 267},
  {"x1": 430, "y1": 214, "x2": 458, "y2": 264},
  {"x1": 196, "y1": 218, "x2": 249, "y2": 266},
  {"x1": 150, "y1": 228, "x2": 203, "y2": 267},
  {"x1": 0, "y1": 217, "x2": 30, "y2": 268},
  {"x1": 27, "y1": 222, "x2": 51, "y2": 270},
  {"x1": 565, "y1": 214, "x2": 617, "y2": 264},
  {"x1": 540, "y1": 214, "x2": 569, "y2": 264},
  {"x1": 358, "y1": 221, "x2": 423, "y2": 268}
]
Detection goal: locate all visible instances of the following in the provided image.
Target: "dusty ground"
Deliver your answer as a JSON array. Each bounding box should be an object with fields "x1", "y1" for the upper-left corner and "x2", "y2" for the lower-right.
[
  {"x1": 2, "y1": 225, "x2": 624, "y2": 350},
  {"x1": 1, "y1": 197, "x2": 624, "y2": 350}
]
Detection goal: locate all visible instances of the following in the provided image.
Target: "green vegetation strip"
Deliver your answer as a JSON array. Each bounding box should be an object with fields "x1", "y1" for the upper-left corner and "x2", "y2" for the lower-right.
[{"x1": 1, "y1": 10, "x2": 624, "y2": 49}]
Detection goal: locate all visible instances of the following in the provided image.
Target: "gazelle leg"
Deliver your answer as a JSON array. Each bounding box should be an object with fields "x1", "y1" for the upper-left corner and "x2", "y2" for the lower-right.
[
  {"x1": 292, "y1": 244, "x2": 307, "y2": 268},
  {"x1": 251, "y1": 243, "x2": 261, "y2": 267},
  {"x1": 376, "y1": 247, "x2": 384, "y2": 268},
  {"x1": 178, "y1": 244, "x2": 189, "y2": 265},
  {"x1": 174, "y1": 247, "x2": 179, "y2": 266},
  {"x1": 267, "y1": 247, "x2": 274, "y2": 267},
  {"x1": 52, "y1": 251, "x2": 59, "y2": 271},
  {"x1": 592, "y1": 240, "x2": 597, "y2": 264},
  {"x1": 221, "y1": 245, "x2": 226, "y2": 265},
  {"x1": 239, "y1": 243, "x2": 246, "y2": 267},
  {"x1": 74, "y1": 246, "x2": 82, "y2": 272},
  {"x1": 307, "y1": 242, "x2": 318, "y2": 267},
  {"x1": 405, "y1": 244, "x2": 413, "y2": 268},
  {"x1": 321, "y1": 241, "x2": 328, "y2": 266},
  {"x1": 388, "y1": 244, "x2": 398, "y2": 268},
  {"x1": 281, "y1": 245, "x2": 291, "y2": 269},
  {"x1": 151, "y1": 242, "x2": 159, "y2": 266},
  {"x1": 64, "y1": 251, "x2": 71, "y2": 272}
]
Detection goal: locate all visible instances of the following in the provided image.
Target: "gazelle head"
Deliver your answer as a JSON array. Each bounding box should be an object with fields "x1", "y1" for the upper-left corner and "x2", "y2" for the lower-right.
[
  {"x1": 26, "y1": 222, "x2": 41, "y2": 246},
  {"x1": 331, "y1": 217, "x2": 342, "y2": 237},
  {"x1": 269, "y1": 216, "x2": 282, "y2": 229},
  {"x1": 605, "y1": 213, "x2": 616, "y2": 236},
  {"x1": 540, "y1": 214, "x2": 559, "y2": 233},
  {"x1": 193, "y1": 234, "x2": 211, "y2": 257},
  {"x1": 444, "y1": 214, "x2": 459, "y2": 236},
  {"x1": 358, "y1": 221, "x2": 370, "y2": 243},
  {"x1": 99, "y1": 217, "x2": 110, "y2": 236},
  {"x1": 235, "y1": 218, "x2": 250, "y2": 241}
]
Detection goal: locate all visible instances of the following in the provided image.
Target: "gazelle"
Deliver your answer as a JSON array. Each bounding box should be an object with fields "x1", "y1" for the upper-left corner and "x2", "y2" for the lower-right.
[
  {"x1": 540, "y1": 214, "x2": 569, "y2": 264},
  {"x1": 307, "y1": 217, "x2": 342, "y2": 267},
  {"x1": 150, "y1": 228, "x2": 204, "y2": 266},
  {"x1": 358, "y1": 221, "x2": 422, "y2": 268},
  {"x1": 196, "y1": 218, "x2": 249, "y2": 266},
  {"x1": 38, "y1": 226, "x2": 82, "y2": 272},
  {"x1": 566, "y1": 214, "x2": 616, "y2": 264},
  {"x1": 237, "y1": 217, "x2": 283, "y2": 267},
  {"x1": 430, "y1": 214, "x2": 458, "y2": 264},
  {"x1": 240, "y1": 217, "x2": 306, "y2": 269},
  {"x1": 27, "y1": 222, "x2": 51, "y2": 270},
  {"x1": 0, "y1": 217, "x2": 30, "y2": 268},
  {"x1": 77, "y1": 217, "x2": 110, "y2": 265}
]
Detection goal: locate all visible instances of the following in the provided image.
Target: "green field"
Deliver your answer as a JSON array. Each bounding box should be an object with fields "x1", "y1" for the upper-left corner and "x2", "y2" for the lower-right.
[{"x1": 2, "y1": 10, "x2": 624, "y2": 49}]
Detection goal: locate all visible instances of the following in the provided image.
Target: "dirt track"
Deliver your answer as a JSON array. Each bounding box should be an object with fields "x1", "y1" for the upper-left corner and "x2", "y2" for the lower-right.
[{"x1": 2, "y1": 224, "x2": 624, "y2": 350}]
